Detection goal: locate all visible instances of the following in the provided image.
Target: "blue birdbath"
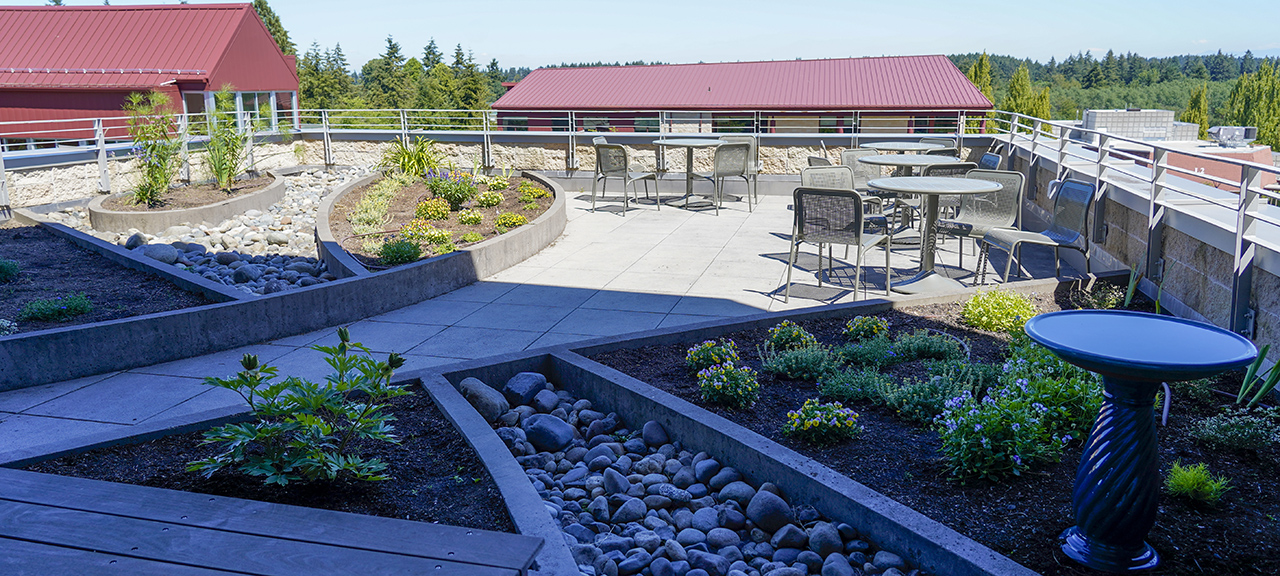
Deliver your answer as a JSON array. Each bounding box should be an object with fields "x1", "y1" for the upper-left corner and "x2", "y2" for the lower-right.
[{"x1": 1024, "y1": 310, "x2": 1257, "y2": 572}]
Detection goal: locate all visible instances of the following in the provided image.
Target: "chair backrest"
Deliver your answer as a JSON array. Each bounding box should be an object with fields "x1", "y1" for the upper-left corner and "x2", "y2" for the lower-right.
[
  {"x1": 978, "y1": 152, "x2": 1002, "y2": 170},
  {"x1": 592, "y1": 136, "x2": 608, "y2": 145},
  {"x1": 807, "y1": 156, "x2": 832, "y2": 167},
  {"x1": 595, "y1": 143, "x2": 629, "y2": 176},
  {"x1": 921, "y1": 162, "x2": 977, "y2": 178},
  {"x1": 920, "y1": 137, "x2": 957, "y2": 155},
  {"x1": 713, "y1": 142, "x2": 750, "y2": 177},
  {"x1": 793, "y1": 187, "x2": 865, "y2": 246},
  {"x1": 719, "y1": 135, "x2": 759, "y2": 172},
  {"x1": 961, "y1": 169, "x2": 1025, "y2": 229},
  {"x1": 1046, "y1": 179, "x2": 1096, "y2": 251},
  {"x1": 800, "y1": 165, "x2": 855, "y2": 190},
  {"x1": 841, "y1": 148, "x2": 880, "y2": 188}
]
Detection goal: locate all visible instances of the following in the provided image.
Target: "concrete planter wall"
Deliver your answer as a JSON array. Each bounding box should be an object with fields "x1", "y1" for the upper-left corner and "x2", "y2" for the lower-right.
[{"x1": 87, "y1": 169, "x2": 290, "y2": 234}]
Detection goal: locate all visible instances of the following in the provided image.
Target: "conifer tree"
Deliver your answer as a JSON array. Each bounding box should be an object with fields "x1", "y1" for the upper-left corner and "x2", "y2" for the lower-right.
[
  {"x1": 422, "y1": 39, "x2": 443, "y2": 68},
  {"x1": 1226, "y1": 63, "x2": 1280, "y2": 148},
  {"x1": 1179, "y1": 83, "x2": 1211, "y2": 139}
]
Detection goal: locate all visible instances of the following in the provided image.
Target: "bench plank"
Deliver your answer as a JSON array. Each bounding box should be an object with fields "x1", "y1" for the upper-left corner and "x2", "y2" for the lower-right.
[
  {"x1": 0, "y1": 468, "x2": 540, "y2": 571},
  {"x1": 0, "y1": 537, "x2": 235, "y2": 576}
]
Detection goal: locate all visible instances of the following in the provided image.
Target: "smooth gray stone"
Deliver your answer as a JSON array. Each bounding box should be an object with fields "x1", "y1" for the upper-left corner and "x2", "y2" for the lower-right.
[
  {"x1": 746, "y1": 490, "x2": 793, "y2": 533},
  {"x1": 673, "y1": 508, "x2": 695, "y2": 531},
  {"x1": 771, "y1": 524, "x2": 807, "y2": 550},
  {"x1": 808, "y1": 522, "x2": 842, "y2": 558},
  {"x1": 873, "y1": 551, "x2": 906, "y2": 571},
  {"x1": 797, "y1": 550, "x2": 823, "y2": 573},
  {"x1": 571, "y1": 543, "x2": 601, "y2": 565},
  {"x1": 664, "y1": 539, "x2": 688, "y2": 562},
  {"x1": 717, "y1": 508, "x2": 746, "y2": 530},
  {"x1": 708, "y1": 467, "x2": 741, "y2": 491},
  {"x1": 673, "y1": 466, "x2": 697, "y2": 489},
  {"x1": 503, "y1": 372, "x2": 548, "y2": 405},
  {"x1": 635, "y1": 530, "x2": 662, "y2": 552},
  {"x1": 718, "y1": 481, "x2": 756, "y2": 508},
  {"x1": 589, "y1": 496, "x2": 611, "y2": 522},
  {"x1": 821, "y1": 552, "x2": 855, "y2": 576},
  {"x1": 643, "y1": 421, "x2": 669, "y2": 446},
  {"x1": 597, "y1": 534, "x2": 633, "y2": 554},
  {"x1": 589, "y1": 455, "x2": 614, "y2": 472},
  {"x1": 142, "y1": 243, "x2": 180, "y2": 265},
  {"x1": 655, "y1": 483, "x2": 692, "y2": 503},
  {"x1": 617, "y1": 550, "x2": 652, "y2": 575},
  {"x1": 532, "y1": 388, "x2": 560, "y2": 413},
  {"x1": 691, "y1": 507, "x2": 719, "y2": 532},
  {"x1": 612, "y1": 497, "x2": 646, "y2": 523},
  {"x1": 624, "y1": 437, "x2": 649, "y2": 454},
  {"x1": 459, "y1": 377, "x2": 508, "y2": 423},
  {"x1": 651, "y1": 556, "x2": 675, "y2": 576},
  {"x1": 772, "y1": 547, "x2": 802, "y2": 565},
  {"x1": 124, "y1": 232, "x2": 147, "y2": 250},
  {"x1": 644, "y1": 495, "x2": 673, "y2": 509},
  {"x1": 585, "y1": 444, "x2": 619, "y2": 463},
  {"x1": 687, "y1": 550, "x2": 730, "y2": 576},
  {"x1": 676, "y1": 528, "x2": 707, "y2": 546},
  {"x1": 694, "y1": 459, "x2": 721, "y2": 484},
  {"x1": 523, "y1": 414, "x2": 574, "y2": 452},
  {"x1": 565, "y1": 523, "x2": 596, "y2": 544}
]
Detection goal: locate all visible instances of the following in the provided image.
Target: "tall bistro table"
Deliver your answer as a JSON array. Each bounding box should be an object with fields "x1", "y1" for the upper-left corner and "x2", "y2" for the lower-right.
[
  {"x1": 867, "y1": 176, "x2": 1000, "y2": 294},
  {"x1": 859, "y1": 141, "x2": 949, "y2": 154},
  {"x1": 654, "y1": 138, "x2": 723, "y2": 205},
  {"x1": 1024, "y1": 310, "x2": 1257, "y2": 572}
]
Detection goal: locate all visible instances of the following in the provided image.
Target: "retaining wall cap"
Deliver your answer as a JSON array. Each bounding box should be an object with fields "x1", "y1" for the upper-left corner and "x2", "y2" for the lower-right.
[{"x1": 87, "y1": 170, "x2": 288, "y2": 235}]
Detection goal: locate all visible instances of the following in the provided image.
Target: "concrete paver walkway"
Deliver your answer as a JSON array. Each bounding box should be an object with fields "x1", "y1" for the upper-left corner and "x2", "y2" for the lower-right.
[{"x1": 0, "y1": 183, "x2": 1063, "y2": 463}]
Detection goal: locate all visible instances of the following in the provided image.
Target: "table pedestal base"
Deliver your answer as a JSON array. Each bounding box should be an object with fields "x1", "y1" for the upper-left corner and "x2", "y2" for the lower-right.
[
  {"x1": 891, "y1": 271, "x2": 965, "y2": 294},
  {"x1": 1061, "y1": 527, "x2": 1159, "y2": 572}
]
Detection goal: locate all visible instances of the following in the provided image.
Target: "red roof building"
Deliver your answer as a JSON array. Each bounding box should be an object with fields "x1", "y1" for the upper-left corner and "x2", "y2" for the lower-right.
[
  {"x1": 0, "y1": 4, "x2": 298, "y2": 144},
  {"x1": 492, "y1": 56, "x2": 992, "y2": 133}
]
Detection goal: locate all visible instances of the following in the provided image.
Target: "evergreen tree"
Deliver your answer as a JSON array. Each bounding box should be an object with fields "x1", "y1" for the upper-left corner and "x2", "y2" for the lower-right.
[
  {"x1": 1242, "y1": 50, "x2": 1257, "y2": 75},
  {"x1": 452, "y1": 44, "x2": 468, "y2": 74},
  {"x1": 1081, "y1": 62, "x2": 1106, "y2": 89},
  {"x1": 1159, "y1": 58, "x2": 1184, "y2": 82},
  {"x1": 1185, "y1": 57, "x2": 1210, "y2": 80},
  {"x1": 1179, "y1": 83, "x2": 1211, "y2": 139},
  {"x1": 360, "y1": 37, "x2": 410, "y2": 109},
  {"x1": 251, "y1": 0, "x2": 294, "y2": 55},
  {"x1": 420, "y1": 63, "x2": 458, "y2": 110},
  {"x1": 455, "y1": 51, "x2": 490, "y2": 111},
  {"x1": 1000, "y1": 64, "x2": 1050, "y2": 131},
  {"x1": 1207, "y1": 50, "x2": 1236, "y2": 81},
  {"x1": 422, "y1": 39, "x2": 443, "y2": 68},
  {"x1": 1225, "y1": 63, "x2": 1280, "y2": 148},
  {"x1": 1102, "y1": 50, "x2": 1121, "y2": 86},
  {"x1": 965, "y1": 52, "x2": 994, "y2": 103}
]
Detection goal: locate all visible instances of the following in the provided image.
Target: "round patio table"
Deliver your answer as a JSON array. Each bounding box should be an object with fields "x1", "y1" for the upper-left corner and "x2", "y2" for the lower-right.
[
  {"x1": 654, "y1": 138, "x2": 723, "y2": 204},
  {"x1": 867, "y1": 176, "x2": 999, "y2": 294},
  {"x1": 860, "y1": 141, "x2": 948, "y2": 153},
  {"x1": 858, "y1": 153, "x2": 962, "y2": 176},
  {"x1": 1024, "y1": 310, "x2": 1257, "y2": 573}
]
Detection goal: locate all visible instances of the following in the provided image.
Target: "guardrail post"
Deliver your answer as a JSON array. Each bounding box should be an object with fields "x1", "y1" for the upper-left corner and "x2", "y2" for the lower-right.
[
  {"x1": 1231, "y1": 166, "x2": 1262, "y2": 336},
  {"x1": 1146, "y1": 148, "x2": 1168, "y2": 284},
  {"x1": 956, "y1": 111, "x2": 965, "y2": 151},
  {"x1": 95, "y1": 118, "x2": 110, "y2": 193},
  {"x1": 243, "y1": 112, "x2": 256, "y2": 172},
  {"x1": 481, "y1": 111, "x2": 493, "y2": 170},
  {"x1": 322, "y1": 109, "x2": 333, "y2": 166},
  {"x1": 179, "y1": 115, "x2": 190, "y2": 183},
  {"x1": 566, "y1": 111, "x2": 577, "y2": 170},
  {"x1": 399, "y1": 109, "x2": 408, "y2": 143},
  {"x1": 0, "y1": 145, "x2": 10, "y2": 215}
]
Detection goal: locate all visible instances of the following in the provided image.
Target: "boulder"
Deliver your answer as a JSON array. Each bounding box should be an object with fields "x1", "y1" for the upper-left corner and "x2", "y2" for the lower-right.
[
  {"x1": 503, "y1": 372, "x2": 548, "y2": 406},
  {"x1": 745, "y1": 490, "x2": 794, "y2": 533},
  {"x1": 642, "y1": 421, "x2": 669, "y2": 446},
  {"x1": 523, "y1": 414, "x2": 574, "y2": 452},
  {"x1": 460, "y1": 377, "x2": 509, "y2": 422},
  {"x1": 807, "y1": 522, "x2": 842, "y2": 557},
  {"x1": 141, "y1": 244, "x2": 180, "y2": 265}
]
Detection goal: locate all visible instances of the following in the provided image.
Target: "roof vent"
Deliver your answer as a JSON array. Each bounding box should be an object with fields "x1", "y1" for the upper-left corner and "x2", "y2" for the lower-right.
[{"x1": 1208, "y1": 126, "x2": 1258, "y2": 148}]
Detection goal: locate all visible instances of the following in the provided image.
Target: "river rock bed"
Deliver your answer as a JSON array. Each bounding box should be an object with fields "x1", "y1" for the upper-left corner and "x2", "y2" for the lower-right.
[
  {"x1": 463, "y1": 372, "x2": 923, "y2": 576},
  {"x1": 42, "y1": 167, "x2": 371, "y2": 295}
]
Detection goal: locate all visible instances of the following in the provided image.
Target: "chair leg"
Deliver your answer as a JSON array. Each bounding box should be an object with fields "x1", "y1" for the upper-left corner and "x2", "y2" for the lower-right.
[
  {"x1": 1054, "y1": 247, "x2": 1061, "y2": 277},
  {"x1": 785, "y1": 240, "x2": 799, "y2": 303},
  {"x1": 1001, "y1": 243, "x2": 1016, "y2": 283},
  {"x1": 884, "y1": 240, "x2": 892, "y2": 296},
  {"x1": 622, "y1": 181, "x2": 629, "y2": 216},
  {"x1": 591, "y1": 175, "x2": 599, "y2": 212},
  {"x1": 714, "y1": 178, "x2": 722, "y2": 216},
  {"x1": 974, "y1": 242, "x2": 990, "y2": 286},
  {"x1": 855, "y1": 248, "x2": 863, "y2": 300},
  {"x1": 817, "y1": 243, "x2": 824, "y2": 287}
]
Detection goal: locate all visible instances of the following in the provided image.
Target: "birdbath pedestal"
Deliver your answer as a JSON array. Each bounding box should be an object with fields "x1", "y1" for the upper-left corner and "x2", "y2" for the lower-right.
[{"x1": 1023, "y1": 310, "x2": 1257, "y2": 572}]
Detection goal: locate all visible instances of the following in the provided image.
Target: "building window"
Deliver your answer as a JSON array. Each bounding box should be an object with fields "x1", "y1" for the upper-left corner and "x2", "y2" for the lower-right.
[
  {"x1": 819, "y1": 116, "x2": 854, "y2": 134},
  {"x1": 634, "y1": 117, "x2": 659, "y2": 133},
  {"x1": 502, "y1": 116, "x2": 529, "y2": 131}
]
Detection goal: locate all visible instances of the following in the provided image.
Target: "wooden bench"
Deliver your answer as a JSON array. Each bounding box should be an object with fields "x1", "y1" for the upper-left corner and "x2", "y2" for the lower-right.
[{"x1": 0, "y1": 468, "x2": 542, "y2": 575}]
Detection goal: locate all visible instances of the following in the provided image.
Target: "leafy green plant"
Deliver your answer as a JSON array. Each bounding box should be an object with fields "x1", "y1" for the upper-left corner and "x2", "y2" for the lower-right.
[
  {"x1": 961, "y1": 289, "x2": 1038, "y2": 332},
  {"x1": 892, "y1": 330, "x2": 966, "y2": 362},
  {"x1": 416, "y1": 198, "x2": 451, "y2": 220},
  {"x1": 379, "y1": 136, "x2": 441, "y2": 177},
  {"x1": 1165, "y1": 461, "x2": 1231, "y2": 505},
  {"x1": 350, "y1": 173, "x2": 416, "y2": 251},
  {"x1": 1191, "y1": 408, "x2": 1280, "y2": 450},
  {"x1": 1124, "y1": 265, "x2": 1142, "y2": 308},
  {"x1": 517, "y1": 181, "x2": 550, "y2": 203},
  {"x1": 522, "y1": 201, "x2": 539, "y2": 211},
  {"x1": 818, "y1": 367, "x2": 892, "y2": 403},
  {"x1": 843, "y1": 316, "x2": 889, "y2": 342},
  {"x1": 378, "y1": 238, "x2": 421, "y2": 265},
  {"x1": 0, "y1": 319, "x2": 17, "y2": 337},
  {"x1": 494, "y1": 212, "x2": 527, "y2": 229},
  {"x1": 768, "y1": 320, "x2": 819, "y2": 351},
  {"x1": 0, "y1": 258, "x2": 19, "y2": 283},
  {"x1": 1072, "y1": 282, "x2": 1125, "y2": 310},
  {"x1": 401, "y1": 219, "x2": 451, "y2": 245},
  {"x1": 925, "y1": 359, "x2": 1002, "y2": 393},
  {"x1": 697, "y1": 363, "x2": 759, "y2": 409},
  {"x1": 877, "y1": 375, "x2": 971, "y2": 424},
  {"x1": 426, "y1": 169, "x2": 478, "y2": 209},
  {"x1": 686, "y1": 339, "x2": 740, "y2": 373},
  {"x1": 759, "y1": 343, "x2": 840, "y2": 381},
  {"x1": 433, "y1": 241, "x2": 457, "y2": 255},
  {"x1": 458, "y1": 210, "x2": 482, "y2": 225},
  {"x1": 1236, "y1": 345, "x2": 1280, "y2": 409},
  {"x1": 483, "y1": 169, "x2": 512, "y2": 191},
  {"x1": 18, "y1": 293, "x2": 93, "y2": 322},
  {"x1": 836, "y1": 335, "x2": 902, "y2": 369},
  {"x1": 205, "y1": 87, "x2": 252, "y2": 191},
  {"x1": 476, "y1": 190, "x2": 503, "y2": 208},
  {"x1": 124, "y1": 90, "x2": 181, "y2": 207},
  {"x1": 460, "y1": 232, "x2": 484, "y2": 243},
  {"x1": 783, "y1": 398, "x2": 862, "y2": 444},
  {"x1": 188, "y1": 329, "x2": 411, "y2": 486}
]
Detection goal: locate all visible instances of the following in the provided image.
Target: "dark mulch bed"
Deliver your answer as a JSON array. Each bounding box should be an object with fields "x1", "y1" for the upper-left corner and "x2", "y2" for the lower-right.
[
  {"x1": 27, "y1": 388, "x2": 517, "y2": 533},
  {"x1": 589, "y1": 289, "x2": 1280, "y2": 575},
  {"x1": 0, "y1": 223, "x2": 212, "y2": 335},
  {"x1": 101, "y1": 175, "x2": 274, "y2": 211},
  {"x1": 329, "y1": 174, "x2": 553, "y2": 269}
]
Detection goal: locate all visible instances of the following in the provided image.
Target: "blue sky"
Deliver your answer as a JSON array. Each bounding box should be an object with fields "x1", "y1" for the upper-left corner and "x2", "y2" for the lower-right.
[{"x1": 29, "y1": 0, "x2": 1280, "y2": 70}]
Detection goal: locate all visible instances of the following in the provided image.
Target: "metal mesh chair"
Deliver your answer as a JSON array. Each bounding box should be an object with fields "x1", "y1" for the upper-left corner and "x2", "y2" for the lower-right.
[
  {"x1": 981, "y1": 178, "x2": 1095, "y2": 282},
  {"x1": 977, "y1": 152, "x2": 1002, "y2": 170},
  {"x1": 785, "y1": 187, "x2": 893, "y2": 302},
  {"x1": 801, "y1": 165, "x2": 886, "y2": 216},
  {"x1": 691, "y1": 142, "x2": 749, "y2": 215},
  {"x1": 592, "y1": 136, "x2": 608, "y2": 145},
  {"x1": 921, "y1": 161, "x2": 977, "y2": 216},
  {"x1": 921, "y1": 137, "x2": 958, "y2": 156},
  {"x1": 719, "y1": 135, "x2": 760, "y2": 211},
  {"x1": 807, "y1": 156, "x2": 832, "y2": 167},
  {"x1": 592, "y1": 143, "x2": 658, "y2": 215},
  {"x1": 936, "y1": 169, "x2": 1025, "y2": 272},
  {"x1": 840, "y1": 148, "x2": 880, "y2": 191}
]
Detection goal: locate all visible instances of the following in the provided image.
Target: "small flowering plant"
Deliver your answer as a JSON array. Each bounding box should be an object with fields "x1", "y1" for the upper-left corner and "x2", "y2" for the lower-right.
[
  {"x1": 961, "y1": 289, "x2": 1038, "y2": 333},
  {"x1": 783, "y1": 398, "x2": 862, "y2": 445},
  {"x1": 494, "y1": 212, "x2": 528, "y2": 231},
  {"x1": 426, "y1": 169, "x2": 478, "y2": 209},
  {"x1": 400, "y1": 219, "x2": 451, "y2": 245},
  {"x1": 935, "y1": 388, "x2": 1064, "y2": 481},
  {"x1": 768, "y1": 320, "x2": 819, "y2": 351},
  {"x1": 843, "y1": 315, "x2": 889, "y2": 342},
  {"x1": 686, "y1": 339, "x2": 741, "y2": 373},
  {"x1": 415, "y1": 198, "x2": 451, "y2": 220},
  {"x1": 697, "y1": 363, "x2": 759, "y2": 409},
  {"x1": 458, "y1": 210, "x2": 483, "y2": 226},
  {"x1": 476, "y1": 190, "x2": 504, "y2": 208}
]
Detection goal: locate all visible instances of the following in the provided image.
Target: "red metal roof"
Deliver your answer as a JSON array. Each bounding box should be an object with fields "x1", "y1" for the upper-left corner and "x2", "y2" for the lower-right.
[
  {"x1": 0, "y1": 4, "x2": 296, "y2": 91},
  {"x1": 493, "y1": 56, "x2": 992, "y2": 111}
]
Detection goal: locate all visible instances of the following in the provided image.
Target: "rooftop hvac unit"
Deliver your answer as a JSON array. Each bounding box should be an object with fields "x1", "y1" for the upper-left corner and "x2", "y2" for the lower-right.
[{"x1": 1207, "y1": 126, "x2": 1258, "y2": 148}]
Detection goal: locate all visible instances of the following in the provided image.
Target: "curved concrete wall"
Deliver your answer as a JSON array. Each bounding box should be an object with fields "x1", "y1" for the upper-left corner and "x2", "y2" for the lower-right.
[
  {"x1": 0, "y1": 172, "x2": 567, "y2": 391},
  {"x1": 87, "y1": 170, "x2": 290, "y2": 234}
]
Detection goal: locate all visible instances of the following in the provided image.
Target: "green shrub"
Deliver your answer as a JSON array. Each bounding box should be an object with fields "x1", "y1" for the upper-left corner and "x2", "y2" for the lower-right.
[
  {"x1": 517, "y1": 181, "x2": 551, "y2": 203},
  {"x1": 819, "y1": 367, "x2": 892, "y2": 403},
  {"x1": 760, "y1": 343, "x2": 840, "y2": 381},
  {"x1": 458, "y1": 210, "x2": 483, "y2": 225},
  {"x1": 1191, "y1": 408, "x2": 1280, "y2": 450},
  {"x1": 0, "y1": 319, "x2": 17, "y2": 337},
  {"x1": 400, "y1": 219, "x2": 434, "y2": 243},
  {"x1": 925, "y1": 359, "x2": 1002, "y2": 393},
  {"x1": 476, "y1": 190, "x2": 504, "y2": 208},
  {"x1": 768, "y1": 320, "x2": 819, "y2": 351},
  {"x1": 686, "y1": 339, "x2": 740, "y2": 373},
  {"x1": 697, "y1": 363, "x2": 759, "y2": 409},
  {"x1": 961, "y1": 288, "x2": 1038, "y2": 332},
  {"x1": 0, "y1": 258, "x2": 19, "y2": 283},
  {"x1": 483, "y1": 174, "x2": 510, "y2": 191},
  {"x1": 1072, "y1": 283, "x2": 1125, "y2": 310},
  {"x1": 378, "y1": 238, "x2": 421, "y2": 265},
  {"x1": 350, "y1": 173, "x2": 416, "y2": 240},
  {"x1": 893, "y1": 330, "x2": 966, "y2": 362},
  {"x1": 523, "y1": 201, "x2": 540, "y2": 211},
  {"x1": 460, "y1": 232, "x2": 484, "y2": 243},
  {"x1": 783, "y1": 398, "x2": 862, "y2": 444},
  {"x1": 836, "y1": 335, "x2": 902, "y2": 369},
  {"x1": 188, "y1": 328, "x2": 411, "y2": 485},
  {"x1": 843, "y1": 315, "x2": 889, "y2": 342},
  {"x1": 205, "y1": 87, "x2": 251, "y2": 192},
  {"x1": 877, "y1": 375, "x2": 971, "y2": 423},
  {"x1": 416, "y1": 198, "x2": 451, "y2": 220},
  {"x1": 432, "y1": 241, "x2": 457, "y2": 255},
  {"x1": 427, "y1": 169, "x2": 478, "y2": 209},
  {"x1": 124, "y1": 90, "x2": 181, "y2": 207},
  {"x1": 379, "y1": 136, "x2": 441, "y2": 177},
  {"x1": 494, "y1": 212, "x2": 528, "y2": 230},
  {"x1": 18, "y1": 293, "x2": 93, "y2": 322},
  {"x1": 1165, "y1": 462, "x2": 1231, "y2": 505}
]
